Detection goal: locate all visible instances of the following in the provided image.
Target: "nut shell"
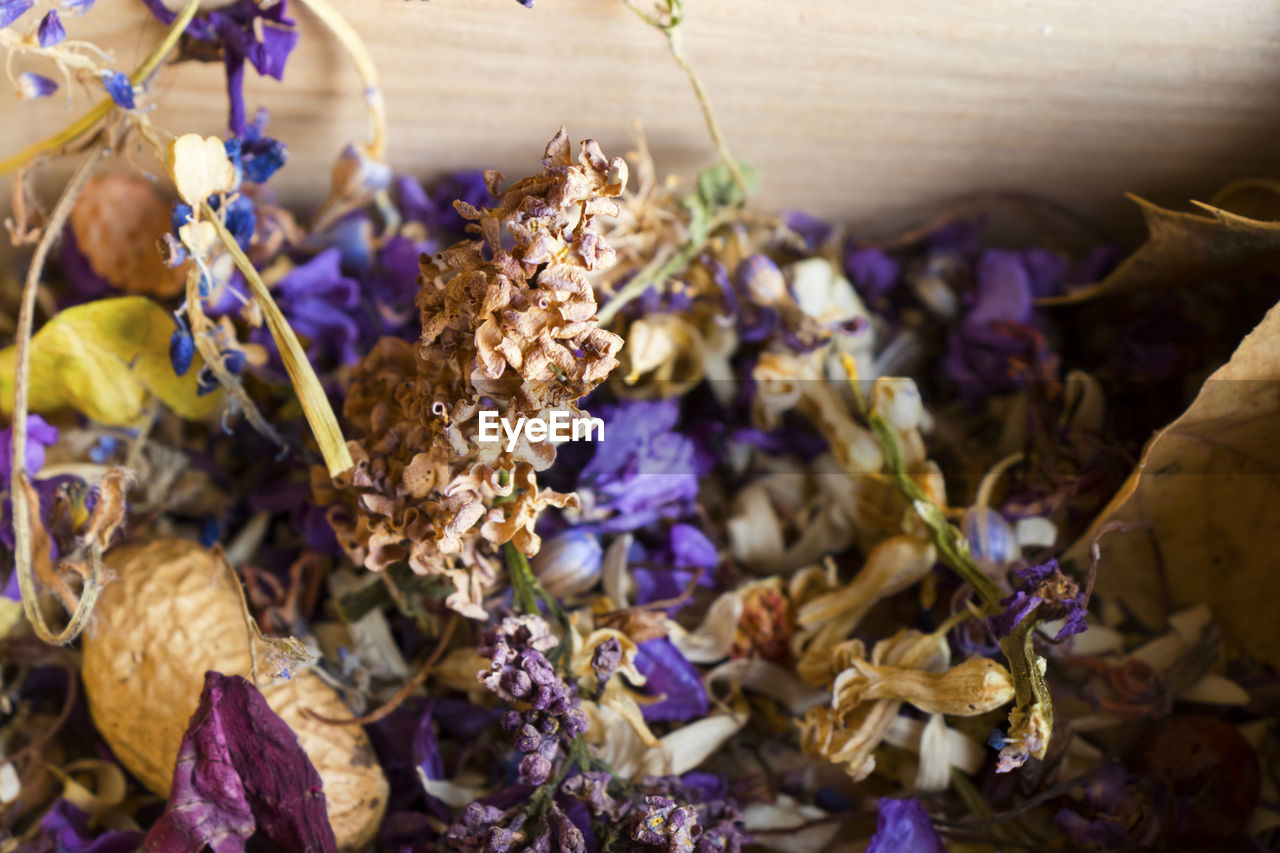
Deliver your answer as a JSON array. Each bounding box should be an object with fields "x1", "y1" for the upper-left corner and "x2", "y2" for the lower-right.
[{"x1": 81, "y1": 539, "x2": 388, "y2": 849}]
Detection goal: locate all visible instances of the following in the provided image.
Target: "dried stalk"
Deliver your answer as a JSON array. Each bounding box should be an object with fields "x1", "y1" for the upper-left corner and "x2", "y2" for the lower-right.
[
  {"x1": 9, "y1": 148, "x2": 105, "y2": 645},
  {"x1": 293, "y1": 0, "x2": 388, "y2": 161},
  {"x1": 199, "y1": 202, "x2": 353, "y2": 478}
]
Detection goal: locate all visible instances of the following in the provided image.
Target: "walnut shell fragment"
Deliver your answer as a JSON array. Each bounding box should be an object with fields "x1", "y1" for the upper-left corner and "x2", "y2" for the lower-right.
[{"x1": 81, "y1": 539, "x2": 387, "y2": 849}]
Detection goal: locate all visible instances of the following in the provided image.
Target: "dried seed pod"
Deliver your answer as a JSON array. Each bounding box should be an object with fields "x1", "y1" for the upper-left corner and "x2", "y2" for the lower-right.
[{"x1": 81, "y1": 539, "x2": 387, "y2": 850}]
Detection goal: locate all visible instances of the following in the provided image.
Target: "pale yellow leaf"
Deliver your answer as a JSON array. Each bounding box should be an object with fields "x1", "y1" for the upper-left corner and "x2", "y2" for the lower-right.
[{"x1": 0, "y1": 297, "x2": 221, "y2": 425}]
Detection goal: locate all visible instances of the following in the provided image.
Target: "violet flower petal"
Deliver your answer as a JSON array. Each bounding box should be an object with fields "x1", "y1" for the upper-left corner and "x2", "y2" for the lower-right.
[
  {"x1": 37, "y1": 9, "x2": 65, "y2": 46},
  {"x1": 62, "y1": 0, "x2": 95, "y2": 16},
  {"x1": 0, "y1": 414, "x2": 59, "y2": 480},
  {"x1": 845, "y1": 246, "x2": 900, "y2": 300},
  {"x1": 142, "y1": 672, "x2": 337, "y2": 853},
  {"x1": 966, "y1": 249, "x2": 1034, "y2": 328},
  {"x1": 633, "y1": 637, "x2": 708, "y2": 722},
  {"x1": 37, "y1": 800, "x2": 143, "y2": 853},
  {"x1": 0, "y1": 0, "x2": 33, "y2": 29},
  {"x1": 100, "y1": 71, "x2": 134, "y2": 108},
  {"x1": 865, "y1": 798, "x2": 946, "y2": 853},
  {"x1": 17, "y1": 71, "x2": 58, "y2": 99}
]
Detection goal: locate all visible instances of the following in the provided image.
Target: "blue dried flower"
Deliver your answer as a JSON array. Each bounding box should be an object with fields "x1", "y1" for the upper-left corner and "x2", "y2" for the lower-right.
[
  {"x1": 224, "y1": 349, "x2": 246, "y2": 375},
  {"x1": 100, "y1": 71, "x2": 134, "y2": 108},
  {"x1": 37, "y1": 9, "x2": 65, "y2": 46},
  {"x1": 0, "y1": 0, "x2": 33, "y2": 30},
  {"x1": 221, "y1": 194, "x2": 256, "y2": 249},
  {"x1": 242, "y1": 135, "x2": 286, "y2": 183},
  {"x1": 17, "y1": 71, "x2": 58, "y2": 100},
  {"x1": 195, "y1": 367, "x2": 219, "y2": 396},
  {"x1": 169, "y1": 329, "x2": 195, "y2": 376},
  {"x1": 61, "y1": 0, "x2": 94, "y2": 17}
]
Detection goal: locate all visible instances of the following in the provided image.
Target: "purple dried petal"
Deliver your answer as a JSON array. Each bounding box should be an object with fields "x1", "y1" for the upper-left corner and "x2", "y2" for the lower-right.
[
  {"x1": 100, "y1": 71, "x2": 134, "y2": 108},
  {"x1": 0, "y1": 0, "x2": 33, "y2": 29},
  {"x1": 62, "y1": 0, "x2": 95, "y2": 16},
  {"x1": 17, "y1": 71, "x2": 58, "y2": 99},
  {"x1": 36, "y1": 800, "x2": 143, "y2": 853},
  {"x1": 844, "y1": 246, "x2": 900, "y2": 300},
  {"x1": 37, "y1": 9, "x2": 65, "y2": 46},
  {"x1": 865, "y1": 798, "x2": 945, "y2": 853},
  {"x1": 0, "y1": 414, "x2": 59, "y2": 480},
  {"x1": 142, "y1": 672, "x2": 337, "y2": 852},
  {"x1": 634, "y1": 638, "x2": 708, "y2": 722}
]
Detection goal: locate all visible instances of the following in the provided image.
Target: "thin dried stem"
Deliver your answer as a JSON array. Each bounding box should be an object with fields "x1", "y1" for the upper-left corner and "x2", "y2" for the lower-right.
[
  {"x1": 303, "y1": 612, "x2": 460, "y2": 726},
  {"x1": 623, "y1": 0, "x2": 748, "y2": 199},
  {"x1": 182, "y1": 267, "x2": 290, "y2": 453},
  {"x1": 199, "y1": 202, "x2": 353, "y2": 478},
  {"x1": 294, "y1": 0, "x2": 387, "y2": 161},
  {"x1": 10, "y1": 148, "x2": 105, "y2": 645}
]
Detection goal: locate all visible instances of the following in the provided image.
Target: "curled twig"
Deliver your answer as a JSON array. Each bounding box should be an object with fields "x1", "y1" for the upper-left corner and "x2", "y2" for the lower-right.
[{"x1": 10, "y1": 147, "x2": 106, "y2": 645}]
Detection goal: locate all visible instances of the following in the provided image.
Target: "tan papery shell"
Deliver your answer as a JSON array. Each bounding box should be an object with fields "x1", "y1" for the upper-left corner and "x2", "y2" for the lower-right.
[{"x1": 81, "y1": 539, "x2": 388, "y2": 850}]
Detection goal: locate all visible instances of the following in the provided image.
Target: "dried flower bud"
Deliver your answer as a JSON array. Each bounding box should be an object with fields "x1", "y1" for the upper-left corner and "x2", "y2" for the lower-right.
[
  {"x1": 832, "y1": 655, "x2": 1015, "y2": 717},
  {"x1": 871, "y1": 376, "x2": 924, "y2": 432},
  {"x1": 531, "y1": 529, "x2": 603, "y2": 598}
]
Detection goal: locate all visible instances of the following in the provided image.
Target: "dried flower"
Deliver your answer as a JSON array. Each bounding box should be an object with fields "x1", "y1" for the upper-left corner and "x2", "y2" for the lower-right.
[
  {"x1": 865, "y1": 798, "x2": 945, "y2": 853},
  {"x1": 531, "y1": 529, "x2": 603, "y2": 598},
  {"x1": 832, "y1": 652, "x2": 1015, "y2": 716},
  {"x1": 319, "y1": 129, "x2": 626, "y2": 618},
  {"x1": 798, "y1": 630, "x2": 949, "y2": 780},
  {"x1": 139, "y1": 0, "x2": 299, "y2": 134},
  {"x1": 629, "y1": 795, "x2": 699, "y2": 852},
  {"x1": 989, "y1": 558, "x2": 1087, "y2": 640}
]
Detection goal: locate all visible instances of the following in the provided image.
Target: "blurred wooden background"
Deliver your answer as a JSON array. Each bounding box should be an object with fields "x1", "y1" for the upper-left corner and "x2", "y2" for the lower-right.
[{"x1": 4, "y1": 0, "x2": 1280, "y2": 239}]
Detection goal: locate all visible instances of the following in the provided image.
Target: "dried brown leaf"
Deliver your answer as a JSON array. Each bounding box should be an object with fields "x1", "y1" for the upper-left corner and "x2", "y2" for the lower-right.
[
  {"x1": 1040, "y1": 193, "x2": 1280, "y2": 305},
  {"x1": 1078, "y1": 299, "x2": 1280, "y2": 668}
]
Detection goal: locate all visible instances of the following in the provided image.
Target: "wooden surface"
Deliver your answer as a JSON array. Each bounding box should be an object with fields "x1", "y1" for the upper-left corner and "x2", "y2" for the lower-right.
[{"x1": 5, "y1": 0, "x2": 1280, "y2": 236}]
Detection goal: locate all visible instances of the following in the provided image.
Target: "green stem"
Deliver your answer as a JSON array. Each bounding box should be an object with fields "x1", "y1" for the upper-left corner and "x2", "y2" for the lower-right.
[
  {"x1": 505, "y1": 542, "x2": 541, "y2": 616},
  {"x1": 851, "y1": 364, "x2": 1055, "y2": 762},
  {"x1": 597, "y1": 209, "x2": 733, "y2": 325},
  {"x1": 623, "y1": 0, "x2": 748, "y2": 199}
]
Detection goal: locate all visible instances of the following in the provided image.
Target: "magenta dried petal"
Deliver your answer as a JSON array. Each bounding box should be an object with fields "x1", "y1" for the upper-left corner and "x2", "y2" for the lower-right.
[{"x1": 142, "y1": 672, "x2": 337, "y2": 853}]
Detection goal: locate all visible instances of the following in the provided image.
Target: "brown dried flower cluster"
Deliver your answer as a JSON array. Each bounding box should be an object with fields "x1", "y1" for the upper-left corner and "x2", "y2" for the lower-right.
[{"x1": 315, "y1": 129, "x2": 627, "y2": 620}]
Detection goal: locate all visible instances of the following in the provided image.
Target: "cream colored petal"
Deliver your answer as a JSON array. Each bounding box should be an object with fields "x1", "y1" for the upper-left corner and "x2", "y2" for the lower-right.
[
  {"x1": 636, "y1": 713, "x2": 747, "y2": 778},
  {"x1": 705, "y1": 658, "x2": 829, "y2": 714},
  {"x1": 667, "y1": 592, "x2": 743, "y2": 664}
]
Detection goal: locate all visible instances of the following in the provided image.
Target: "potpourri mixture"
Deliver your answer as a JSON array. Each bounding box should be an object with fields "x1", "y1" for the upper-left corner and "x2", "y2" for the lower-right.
[{"x1": 1, "y1": 1, "x2": 1278, "y2": 852}]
